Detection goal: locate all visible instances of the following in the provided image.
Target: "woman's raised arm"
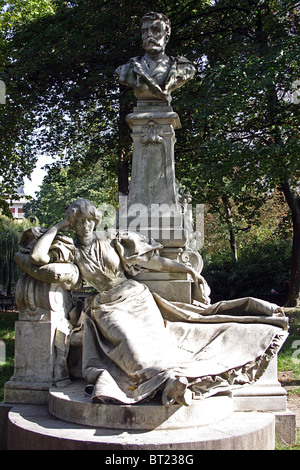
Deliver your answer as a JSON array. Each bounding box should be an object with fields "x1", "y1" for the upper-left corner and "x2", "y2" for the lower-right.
[{"x1": 30, "y1": 218, "x2": 70, "y2": 266}]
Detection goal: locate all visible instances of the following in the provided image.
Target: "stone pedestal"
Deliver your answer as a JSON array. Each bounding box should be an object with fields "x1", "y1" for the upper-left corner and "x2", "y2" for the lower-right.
[
  {"x1": 232, "y1": 355, "x2": 296, "y2": 445},
  {"x1": 126, "y1": 102, "x2": 181, "y2": 207},
  {"x1": 233, "y1": 356, "x2": 287, "y2": 412},
  {"x1": 7, "y1": 404, "x2": 277, "y2": 450},
  {"x1": 4, "y1": 275, "x2": 73, "y2": 405},
  {"x1": 135, "y1": 272, "x2": 192, "y2": 303},
  {"x1": 119, "y1": 101, "x2": 188, "y2": 248},
  {"x1": 118, "y1": 101, "x2": 203, "y2": 301}
]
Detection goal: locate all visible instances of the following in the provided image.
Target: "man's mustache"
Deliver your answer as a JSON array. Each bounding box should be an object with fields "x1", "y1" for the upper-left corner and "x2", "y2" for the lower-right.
[{"x1": 142, "y1": 38, "x2": 160, "y2": 46}]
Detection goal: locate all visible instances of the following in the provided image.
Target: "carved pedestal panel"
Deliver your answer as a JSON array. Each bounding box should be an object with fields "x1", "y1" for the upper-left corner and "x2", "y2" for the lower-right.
[
  {"x1": 4, "y1": 275, "x2": 73, "y2": 404},
  {"x1": 121, "y1": 101, "x2": 187, "y2": 248}
]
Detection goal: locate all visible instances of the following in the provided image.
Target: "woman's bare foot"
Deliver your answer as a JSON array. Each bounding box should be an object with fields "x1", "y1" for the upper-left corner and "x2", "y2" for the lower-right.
[{"x1": 162, "y1": 376, "x2": 193, "y2": 407}]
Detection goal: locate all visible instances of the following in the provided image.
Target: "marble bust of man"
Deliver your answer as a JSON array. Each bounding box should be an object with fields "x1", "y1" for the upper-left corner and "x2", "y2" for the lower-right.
[{"x1": 115, "y1": 12, "x2": 196, "y2": 103}]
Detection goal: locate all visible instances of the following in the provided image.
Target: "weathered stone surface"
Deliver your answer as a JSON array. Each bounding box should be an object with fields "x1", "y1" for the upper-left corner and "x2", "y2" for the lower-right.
[
  {"x1": 5, "y1": 278, "x2": 72, "y2": 405},
  {"x1": 7, "y1": 404, "x2": 276, "y2": 450},
  {"x1": 115, "y1": 12, "x2": 195, "y2": 104},
  {"x1": 48, "y1": 380, "x2": 233, "y2": 430}
]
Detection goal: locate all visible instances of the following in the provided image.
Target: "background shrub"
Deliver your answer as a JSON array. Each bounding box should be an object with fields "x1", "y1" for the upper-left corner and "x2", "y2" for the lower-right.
[{"x1": 202, "y1": 238, "x2": 291, "y2": 300}]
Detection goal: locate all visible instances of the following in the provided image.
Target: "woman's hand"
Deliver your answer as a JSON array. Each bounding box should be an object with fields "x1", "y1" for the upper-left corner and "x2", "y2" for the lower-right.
[
  {"x1": 189, "y1": 268, "x2": 205, "y2": 286},
  {"x1": 30, "y1": 218, "x2": 70, "y2": 266},
  {"x1": 191, "y1": 270, "x2": 211, "y2": 305},
  {"x1": 54, "y1": 218, "x2": 70, "y2": 232}
]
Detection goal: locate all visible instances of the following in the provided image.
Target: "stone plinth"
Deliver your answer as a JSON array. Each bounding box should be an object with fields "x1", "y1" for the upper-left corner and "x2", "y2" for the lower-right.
[
  {"x1": 232, "y1": 355, "x2": 297, "y2": 444},
  {"x1": 7, "y1": 404, "x2": 276, "y2": 450},
  {"x1": 133, "y1": 248, "x2": 204, "y2": 303},
  {"x1": 135, "y1": 272, "x2": 192, "y2": 303},
  {"x1": 126, "y1": 102, "x2": 181, "y2": 207},
  {"x1": 48, "y1": 380, "x2": 233, "y2": 430},
  {"x1": 119, "y1": 101, "x2": 187, "y2": 248},
  {"x1": 233, "y1": 356, "x2": 287, "y2": 412},
  {"x1": 4, "y1": 275, "x2": 73, "y2": 405},
  {"x1": 118, "y1": 100, "x2": 202, "y2": 301}
]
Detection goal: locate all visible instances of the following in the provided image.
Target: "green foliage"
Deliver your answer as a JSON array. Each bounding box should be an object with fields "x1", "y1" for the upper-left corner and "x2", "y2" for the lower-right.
[
  {"x1": 277, "y1": 309, "x2": 300, "y2": 380},
  {"x1": 1, "y1": 0, "x2": 298, "y2": 201},
  {"x1": 174, "y1": 0, "x2": 299, "y2": 199},
  {"x1": 0, "y1": 0, "x2": 56, "y2": 200},
  {"x1": 23, "y1": 160, "x2": 118, "y2": 227},
  {"x1": 0, "y1": 311, "x2": 17, "y2": 402},
  {"x1": 202, "y1": 237, "x2": 291, "y2": 299},
  {"x1": 0, "y1": 0, "x2": 299, "y2": 299},
  {"x1": 0, "y1": 215, "x2": 33, "y2": 293}
]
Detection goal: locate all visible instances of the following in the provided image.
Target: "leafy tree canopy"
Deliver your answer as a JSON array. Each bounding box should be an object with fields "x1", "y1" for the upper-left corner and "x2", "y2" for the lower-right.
[
  {"x1": 24, "y1": 159, "x2": 118, "y2": 227},
  {"x1": 1, "y1": 0, "x2": 298, "y2": 193},
  {"x1": 0, "y1": 214, "x2": 33, "y2": 293},
  {"x1": 0, "y1": 0, "x2": 299, "y2": 302}
]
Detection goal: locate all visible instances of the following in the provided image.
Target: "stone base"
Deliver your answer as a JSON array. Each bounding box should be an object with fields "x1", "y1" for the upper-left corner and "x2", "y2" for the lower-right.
[
  {"x1": 48, "y1": 380, "x2": 233, "y2": 430},
  {"x1": 143, "y1": 280, "x2": 192, "y2": 303},
  {"x1": 7, "y1": 404, "x2": 276, "y2": 450},
  {"x1": 233, "y1": 356, "x2": 288, "y2": 412},
  {"x1": 274, "y1": 410, "x2": 297, "y2": 446},
  {"x1": 233, "y1": 384, "x2": 287, "y2": 412},
  {"x1": 4, "y1": 379, "x2": 52, "y2": 405},
  {"x1": 0, "y1": 403, "x2": 12, "y2": 450}
]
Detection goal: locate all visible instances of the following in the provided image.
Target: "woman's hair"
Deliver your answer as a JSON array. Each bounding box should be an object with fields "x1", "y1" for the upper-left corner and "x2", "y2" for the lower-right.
[{"x1": 65, "y1": 198, "x2": 102, "y2": 227}]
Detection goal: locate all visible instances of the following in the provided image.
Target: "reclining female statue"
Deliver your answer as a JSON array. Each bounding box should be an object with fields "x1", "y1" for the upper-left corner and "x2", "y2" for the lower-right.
[{"x1": 15, "y1": 198, "x2": 288, "y2": 407}]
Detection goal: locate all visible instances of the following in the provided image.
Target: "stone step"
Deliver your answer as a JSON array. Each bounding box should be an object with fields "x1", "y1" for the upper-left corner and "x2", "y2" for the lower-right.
[
  {"x1": 7, "y1": 403, "x2": 275, "y2": 450},
  {"x1": 48, "y1": 380, "x2": 234, "y2": 430}
]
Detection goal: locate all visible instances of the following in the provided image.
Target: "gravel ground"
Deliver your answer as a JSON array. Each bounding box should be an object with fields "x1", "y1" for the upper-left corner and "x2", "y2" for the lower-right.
[{"x1": 286, "y1": 391, "x2": 300, "y2": 428}]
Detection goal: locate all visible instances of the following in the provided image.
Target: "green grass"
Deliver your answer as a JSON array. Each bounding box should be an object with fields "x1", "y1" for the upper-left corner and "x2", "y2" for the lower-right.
[
  {"x1": 275, "y1": 308, "x2": 300, "y2": 450},
  {"x1": 278, "y1": 309, "x2": 300, "y2": 382},
  {"x1": 0, "y1": 311, "x2": 17, "y2": 402},
  {"x1": 0, "y1": 308, "x2": 299, "y2": 450},
  {"x1": 276, "y1": 429, "x2": 300, "y2": 450}
]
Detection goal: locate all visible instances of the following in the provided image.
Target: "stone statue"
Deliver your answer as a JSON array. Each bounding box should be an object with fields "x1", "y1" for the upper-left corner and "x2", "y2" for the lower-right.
[
  {"x1": 6, "y1": 11, "x2": 293, "y2": 447},
  {"x1": 14, "y1": 198, "x2": 288, "y2": 407},
  {"x1": 115, "y1": 12, "x2": 196, "y2": 103},
  {"x1": 14, "y1": 226, "x2": 80, "y2": 290}
]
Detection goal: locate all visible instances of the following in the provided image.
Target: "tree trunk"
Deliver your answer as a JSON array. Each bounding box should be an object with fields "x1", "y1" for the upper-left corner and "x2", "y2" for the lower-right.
[
  {"x1": 118, "y1": 149, "x2": 129, "y2": 196},
  {"x1": 281, "y1": 177, "x2": 300, "y2": 307},
  {"x1": 229, "y1": 226, "x2": 238, "y2": 262},
  {"x1": 117, "y1": 85, "x2": 131, "y2": 196},
  {"x1": 252, "y1": 7, "x2": 299, "y2": 305},
  {"x1": 222, "y1": 197, "x2": 238, "y2": 262}
]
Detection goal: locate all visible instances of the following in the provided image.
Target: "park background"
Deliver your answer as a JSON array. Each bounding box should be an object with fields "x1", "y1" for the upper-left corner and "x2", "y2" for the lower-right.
[{"x1": 0, "y1": 0, "x2": 299, "y2": 449}]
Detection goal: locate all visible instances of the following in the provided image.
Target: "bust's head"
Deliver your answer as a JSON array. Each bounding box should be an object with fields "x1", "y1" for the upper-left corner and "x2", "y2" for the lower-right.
[{"x1": 140, "y1": 12, "x2": 171, "y2": 56}]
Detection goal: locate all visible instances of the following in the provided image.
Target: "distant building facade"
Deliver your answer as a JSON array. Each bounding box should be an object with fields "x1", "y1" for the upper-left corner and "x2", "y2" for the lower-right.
[{"x1": 8, "y1": 186, "x2": 27, "y2": 222}]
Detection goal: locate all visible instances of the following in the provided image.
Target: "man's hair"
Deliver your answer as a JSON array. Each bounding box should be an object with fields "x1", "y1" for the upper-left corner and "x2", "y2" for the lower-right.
[{"x1": 140, "y1": 12, "x2": 171, "y2": 37}]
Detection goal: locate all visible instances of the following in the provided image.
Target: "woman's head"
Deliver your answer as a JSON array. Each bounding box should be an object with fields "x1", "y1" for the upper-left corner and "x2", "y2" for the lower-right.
[{"x1": 65, "y1": 198, "x2": 102, "y2": 231}]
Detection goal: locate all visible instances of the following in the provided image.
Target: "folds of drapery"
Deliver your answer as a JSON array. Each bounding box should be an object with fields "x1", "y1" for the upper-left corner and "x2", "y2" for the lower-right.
[{"x1": 80, "y1": 279, "x2": 288, "y2": 404}]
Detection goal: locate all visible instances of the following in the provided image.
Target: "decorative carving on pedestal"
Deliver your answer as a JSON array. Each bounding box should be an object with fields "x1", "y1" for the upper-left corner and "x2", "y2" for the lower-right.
[
  {"x1": 5, "y1": 275, "x2": 73, "y2": 404},
  {"x1": 5, "y1": 226, "x2": 79, "y2": 404},
  {"x1": 141, "y1": 120, "x2": 165, "y2": 144},
  {"x1": 16, "y1": 274, "x2": 73, "y2": 321},
  {"x1": 115, "y1": 13, "x2": 199, "y2": 300}
]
